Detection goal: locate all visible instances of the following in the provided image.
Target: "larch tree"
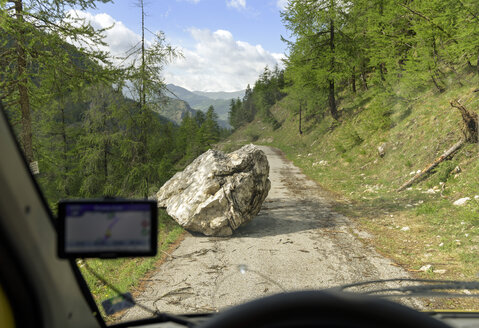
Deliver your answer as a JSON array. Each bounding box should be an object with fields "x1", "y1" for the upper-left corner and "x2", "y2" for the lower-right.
[
  {"x1": 0, "y1": 0, "x2": 112, "y2": 165},
  {"x1": 122, "y1": 0, "x2": 180, "y2": 197},
  {"x1": 282, "y1": 0, "x2": 353, "y2": 120}
]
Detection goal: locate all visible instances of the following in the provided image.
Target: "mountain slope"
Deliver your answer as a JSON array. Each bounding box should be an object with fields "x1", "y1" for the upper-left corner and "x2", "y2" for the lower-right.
[
  {"x1": 165, "y1": 84, "x2": 242, "y2": 125},
  {"x1": 154, "y1": 97, "x2": 229, "y2": 128},
  {"x1": 165, "y1": 84, "x2": 209, "y2": 107},
  {"x1": 193, "y1": 89, "x2": 245, "y2": 100},
  {"x1": 154, "y1": 98, "x2": 198, "y2": 125}
]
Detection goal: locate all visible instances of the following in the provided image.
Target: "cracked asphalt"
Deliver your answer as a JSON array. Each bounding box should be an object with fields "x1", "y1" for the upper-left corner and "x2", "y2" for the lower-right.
[{"x1": 121, "y1": 145, "x2": 419, "y2": 321}]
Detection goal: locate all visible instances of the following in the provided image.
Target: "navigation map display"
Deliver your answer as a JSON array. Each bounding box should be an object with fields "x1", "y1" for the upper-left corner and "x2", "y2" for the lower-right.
[{"x1": 57, "y1": 200, "x2": 157, "y2": 258}]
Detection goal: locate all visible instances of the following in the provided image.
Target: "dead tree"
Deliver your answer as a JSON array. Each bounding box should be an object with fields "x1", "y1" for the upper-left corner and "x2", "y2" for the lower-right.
[
  {"x1": 396, "y1": 140, "x2": 464, "y2": 192},
  {"x1": 450, "y1": 99, "x2": 478, "y2": 143},
  {"x1": 397, "y1": 99, "x2": 478, "y2": 192}
]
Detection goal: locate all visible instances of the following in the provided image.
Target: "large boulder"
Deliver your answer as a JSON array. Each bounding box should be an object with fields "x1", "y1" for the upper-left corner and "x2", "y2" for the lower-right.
[{"x1": 157, "y1": 144, "x2": 271, "y2": 236}]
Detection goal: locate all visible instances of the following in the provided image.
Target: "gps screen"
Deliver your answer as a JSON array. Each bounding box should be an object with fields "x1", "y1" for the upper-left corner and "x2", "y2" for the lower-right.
[{"x1": 58, "y1": 201, "x2": 157, "y2": 258}]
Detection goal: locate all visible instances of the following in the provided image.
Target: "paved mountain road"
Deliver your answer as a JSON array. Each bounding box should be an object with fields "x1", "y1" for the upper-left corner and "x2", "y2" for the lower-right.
[{"x1": 122, "y1": 145, "x2": 416, "y2": 320}]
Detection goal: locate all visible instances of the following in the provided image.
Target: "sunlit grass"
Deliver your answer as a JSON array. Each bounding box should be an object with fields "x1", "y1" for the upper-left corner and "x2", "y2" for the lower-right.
[{"x1": 219, "y1": 71, "x2": 479, "y2": 310}]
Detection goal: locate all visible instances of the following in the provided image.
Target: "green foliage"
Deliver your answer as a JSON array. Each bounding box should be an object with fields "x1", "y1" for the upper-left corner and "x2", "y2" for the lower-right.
[
  {"x1": 0, "y1": 0, "x2": 115, "y2": 163},
  {"x1": 333, "y1": 142, "x2": 347, "y2": 154},
  {"x1": 366, "y1": 95, "x2": 394, "y2": 131},
  {"x1": 435, "y1": 160, "x2": 457, "y2": 183},
  {"x1": 278, "y1": 0, "x2": 479, "y2": 127},
  {"x1": 229, "y1": 66, "x2": 285, "y2": 130},
  {"x1": 344, "y1": 125, "x2": 364, "y2": 150},
  {"x1": 199, "y1": 106, "x2": 221, "y2": 146},
  {"x1": 426, "y1": 160, "x2": 457, "y2": 188},
  {"x1": 0, "y1": 0, "x2": 229, "y2": 205},
  {"x1": 333, "y1": 122, "x2": 363, "y2": 154}
]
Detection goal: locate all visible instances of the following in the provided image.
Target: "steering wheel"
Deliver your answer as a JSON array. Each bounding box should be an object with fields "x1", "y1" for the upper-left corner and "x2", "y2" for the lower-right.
[{"x1": 198, "y1": 290, "x2": 451, "y2": 328}]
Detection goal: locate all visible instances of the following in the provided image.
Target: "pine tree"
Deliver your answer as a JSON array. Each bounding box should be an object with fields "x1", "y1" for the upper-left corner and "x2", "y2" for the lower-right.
[
  {"x1": 0, "y1": 0, "x2": 112, "y2": 164},
  {"x1": 78, "y1": 84, "x2": 124, "y2": 197},
  {"x1": 199, "y1": 106, "x2": 220, "y2": 147},
  {"x1": 282, "y1": 0, "x2": 353, "y2": 119},
  {"x1": 228, "y1": 98, "x2": 240, "y2": 129},
  {"x1": 121, "y1": 0, "x2": 180, "y2": 197}
]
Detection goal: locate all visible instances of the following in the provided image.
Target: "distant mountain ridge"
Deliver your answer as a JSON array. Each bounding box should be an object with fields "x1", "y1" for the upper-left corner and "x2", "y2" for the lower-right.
[
  {"x1": 193, "y1": 89, "x2": 245, "y2": 100},
  {"x1": 165, "y1": 84, "x2": 245, "y2": 127},
  {"x1": 155, "y1": 95, "x2": 230, "y2": 129}
]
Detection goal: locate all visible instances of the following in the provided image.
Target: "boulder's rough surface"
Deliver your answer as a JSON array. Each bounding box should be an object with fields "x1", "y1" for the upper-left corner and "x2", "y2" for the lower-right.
[{"x1": 157, "y1": 144, "x2": 271, "y2": 236}]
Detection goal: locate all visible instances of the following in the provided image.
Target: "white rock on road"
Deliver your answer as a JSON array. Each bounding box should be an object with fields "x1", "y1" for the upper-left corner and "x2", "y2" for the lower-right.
[
  {"x1": 121, "y1": 145, "x2": 420, "y2": 321},
  {"x1": 157, "y1": 144, "x2": 271, "y2": 236}
]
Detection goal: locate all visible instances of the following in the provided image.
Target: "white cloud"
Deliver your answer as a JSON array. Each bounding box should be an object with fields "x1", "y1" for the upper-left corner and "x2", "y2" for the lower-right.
[
  {"x1": 66, "y1": 10, "x2": 142, "y2": 66},
  {"x1": 227, "y1": 0, "x2": 246, "y2": 10},
  {"x1": 165, "y1": 28, "x2": 284, "y2": 92},
  {"x1": 64, "y1": 11, "x2": 284, "y2": 92},
  {"x1": 277, "y1": 0, "x2": 288, "y2": 10}
]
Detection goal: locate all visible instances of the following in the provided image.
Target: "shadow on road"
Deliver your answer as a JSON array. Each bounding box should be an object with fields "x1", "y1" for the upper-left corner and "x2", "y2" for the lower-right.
[{"x1": 233, "y1": 198, "x2": 350, "y2": 238}]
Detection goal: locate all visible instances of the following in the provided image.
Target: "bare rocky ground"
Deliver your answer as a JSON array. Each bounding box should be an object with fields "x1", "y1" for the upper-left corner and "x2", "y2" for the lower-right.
[{"x1": 122, "y1": 145, "x2": 419, "y2": 321}]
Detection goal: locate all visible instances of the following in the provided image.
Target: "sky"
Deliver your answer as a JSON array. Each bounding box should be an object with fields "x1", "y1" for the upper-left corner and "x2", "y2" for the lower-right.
[{"x1": 82, "y1": 0, "x2": 290, "y2": 92}]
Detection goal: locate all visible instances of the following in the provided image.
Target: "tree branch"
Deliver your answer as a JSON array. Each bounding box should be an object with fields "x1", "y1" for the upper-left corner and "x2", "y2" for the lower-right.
[{"x1": 398, "y1": 3, "x2": 458, "y2": 44}]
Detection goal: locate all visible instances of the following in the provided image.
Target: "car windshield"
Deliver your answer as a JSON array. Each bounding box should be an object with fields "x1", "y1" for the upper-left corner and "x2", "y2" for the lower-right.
[{"x1": 1, "y1": 0, "x2": 479, "y2": 325}]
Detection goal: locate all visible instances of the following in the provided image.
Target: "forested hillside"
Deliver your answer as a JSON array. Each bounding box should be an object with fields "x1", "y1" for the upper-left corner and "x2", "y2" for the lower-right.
[
  {"x1": 166, "y1": 83, "x2": 238, "y2": 125},
  {"x1": 224, "y1": 0, "x2": 479, "y2": 285},
  {"x1": 156, "y1": 97, "x2": 198, "y2": 125},
  {"x1": 230, "y1": 0, "x2": 479, "y2": 130},
  {"x1": 0, "y1": 0, "x2": 225, "y2": 206}
]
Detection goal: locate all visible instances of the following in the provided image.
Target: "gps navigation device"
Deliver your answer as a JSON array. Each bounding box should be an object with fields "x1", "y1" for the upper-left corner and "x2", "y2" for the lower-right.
[{"x1": 57, "y1": 200, "x2": 157, "y2": 258}]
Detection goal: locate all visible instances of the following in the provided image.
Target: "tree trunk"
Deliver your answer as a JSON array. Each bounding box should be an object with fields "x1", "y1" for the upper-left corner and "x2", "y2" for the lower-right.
[
  {"x1": 60, "y1": 106, "x2": 69, "y2": 196},
  {"x1": 476, "y1": 47, "x2": 479, "y2": 76},
  {"x1": 431, "y1": 73, "x2": 445, "y2": 93},
  {"x1": 361, "y1": 71, "x2": 368, "y2": 90},
  {"x1": 140, "y1": 0, "x2": 149, "y2": 198},
  {"x1": 351, "y1": 72, "x2": 356, "y2": 93},
  {"x1": 379, "y1": 63, "x2": 386, "y2": 81},
  {"x1": 397, "y1": 140, "x2": 464, "y2": 192},
  {"x1": 328, "y1": 79, "x2": 338, "y2": 120},
  {"x1": 299, "y1": 101, "x2": 303, "y2": 135},
  {"x1": 141, "y1": 0, "x2": 146, "y2": 111},
  {"x1": 329, "y1": 17, "x2": 338, "y2": 120},
  {"x1": 14, "y1": 0, "x2": 34, "y2": 163}
]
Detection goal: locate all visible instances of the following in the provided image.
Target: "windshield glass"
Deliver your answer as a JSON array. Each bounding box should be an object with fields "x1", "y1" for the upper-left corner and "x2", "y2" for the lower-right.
[{"x1": 1, "y1": 0, "x2": 478, "y2": 324}]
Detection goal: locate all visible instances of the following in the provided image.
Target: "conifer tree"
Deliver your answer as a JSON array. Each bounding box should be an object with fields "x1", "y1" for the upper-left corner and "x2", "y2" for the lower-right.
[
  {"x1": 122, "y1": 0, "x2": 180, "y2": 197},
  {"x1": 199, "y1": 105, "x2": 220, "y2": 147},
  {"x1": 78, "y1": 84, "x2": 124, "y2": 197},
  {"x1": 282, "y1": 0, "x2": 353, "y2": 119},
  {"x1": 0, "y1": 0, "x2": 112, "y2": 164}
]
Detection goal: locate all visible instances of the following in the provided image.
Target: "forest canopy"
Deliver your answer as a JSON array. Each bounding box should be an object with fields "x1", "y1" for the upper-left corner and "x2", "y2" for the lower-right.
[
  {"x1": 230, "y1": 0, "x2": 479, "y2": 130},
  {"x1": 0, "y1": 0, "x2": 224, "y2": 205}
]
